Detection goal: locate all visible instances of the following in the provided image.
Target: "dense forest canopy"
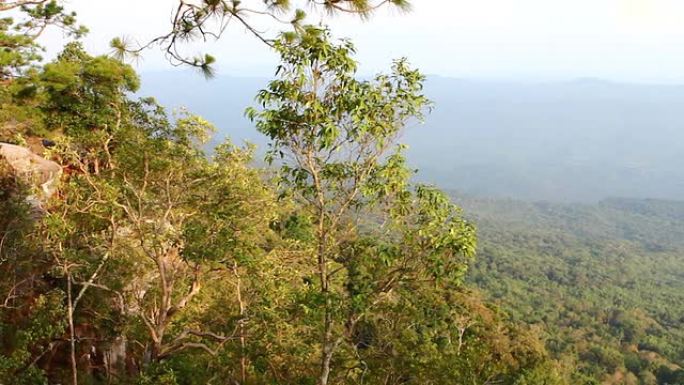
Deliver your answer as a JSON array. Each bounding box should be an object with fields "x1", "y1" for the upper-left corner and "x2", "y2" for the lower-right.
[{"x1": 460, "y1": 196, "x2": 684, "y2": 385}]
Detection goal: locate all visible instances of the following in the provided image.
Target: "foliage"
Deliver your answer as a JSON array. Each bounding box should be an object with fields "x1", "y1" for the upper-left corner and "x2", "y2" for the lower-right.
[
  {"x1": 460, "y1": 196, "x2": 684, "y2": 385},
  {"x1": 40, "y1": 42, "x2": 139, "y2": 137},
  {"x1": 0, "y1": 156, "x2": 66, "y2": 384},
  {"x1": 0, "y1": 15, "x2": 570, "y2": 385},
  {"x1": 0, "y1": 0, "x2": 86, "y2": 79},
  {"x1": 242, "y1": 27, "x2": 557, "y2": 385},
  {"x1": 0, "y1": 0, "x2": 86, "y2": 140},
  {"x1": 114, "y1": 0, "x2": 411, "y2": 76}
]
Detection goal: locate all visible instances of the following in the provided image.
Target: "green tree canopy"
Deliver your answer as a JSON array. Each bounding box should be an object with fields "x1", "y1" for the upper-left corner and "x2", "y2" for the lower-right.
[
  {"x1": 0, "y1": 0, "x2": 86, "y2": 79},
  {"x1": 248, "y1": 27, "x2": 479, "y2": 385}
]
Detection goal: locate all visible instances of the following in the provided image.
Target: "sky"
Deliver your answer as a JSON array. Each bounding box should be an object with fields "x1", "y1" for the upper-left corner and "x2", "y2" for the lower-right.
[{"x1": 42, "y1": 0, "x2": 684, "y2": 82}]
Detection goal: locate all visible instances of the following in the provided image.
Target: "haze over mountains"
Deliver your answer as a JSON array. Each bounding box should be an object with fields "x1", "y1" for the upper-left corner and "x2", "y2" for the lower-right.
[{"x1": 139, "y1": 72, "x2": 684, "y2": 202}]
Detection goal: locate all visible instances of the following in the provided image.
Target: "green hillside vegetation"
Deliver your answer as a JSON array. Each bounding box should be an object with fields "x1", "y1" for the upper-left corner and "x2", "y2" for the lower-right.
[
  {"x1": 1, "y1": 3, "x2": 565, "y2": 383},
  {"x1": 4, "y1": 2, "x2": 684, "y2": 384},
  {"x1": 459, "y1": 196, "x2": 684, "y2": 385}
]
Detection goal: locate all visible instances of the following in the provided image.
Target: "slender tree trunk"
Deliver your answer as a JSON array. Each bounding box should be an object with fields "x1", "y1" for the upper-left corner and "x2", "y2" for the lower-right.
[
  {"x1": 317, "y1": 209, "x2": 333, "y2": 385},
  {"x1": 319, "y1": 322, "x2": 334, "y2": 385},
  {"x1": 65, "y1": 267, "x2": 78, "y2": 385},
  {"x1": 233, "y1": 263, "x2": 247, "y2": 384}
]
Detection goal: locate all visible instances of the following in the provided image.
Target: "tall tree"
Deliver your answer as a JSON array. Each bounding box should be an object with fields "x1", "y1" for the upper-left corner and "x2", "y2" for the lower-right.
[
  {"x1": 247, "y1": 27, "x2": 477, "y2": 385},
  {"x1": 0, "y1": 0, "x2": 86, "y2": 139},
  {"x1": 0, "y1": 0, "x2": 85, "y2": 80}
]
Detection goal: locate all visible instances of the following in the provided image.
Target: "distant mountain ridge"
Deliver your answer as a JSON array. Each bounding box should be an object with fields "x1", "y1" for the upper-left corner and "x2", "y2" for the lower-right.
[{"x1": 139, "y1": 72, "x2": 684, "y2": 202}]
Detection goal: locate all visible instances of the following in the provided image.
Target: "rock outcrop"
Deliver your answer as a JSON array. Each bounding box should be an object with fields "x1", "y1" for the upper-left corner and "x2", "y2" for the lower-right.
[{"x1": 0, "y1": 142, "x2": 62, "y2": 208}]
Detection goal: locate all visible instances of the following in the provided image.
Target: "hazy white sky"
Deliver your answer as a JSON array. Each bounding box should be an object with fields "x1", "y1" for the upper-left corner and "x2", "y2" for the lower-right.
[{"x1": 43, "y1": 0, "x2": 684, "y2": 82}]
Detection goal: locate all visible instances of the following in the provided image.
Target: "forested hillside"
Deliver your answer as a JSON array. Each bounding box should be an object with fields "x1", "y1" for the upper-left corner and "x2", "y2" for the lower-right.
[
  {"x1": 458, "y1": 196, "x2": 684, "y2": 385},
  {"x1": 4, "y1": 1, "x2": 684, "y2": 385},
  {"x1": 0, "y1": 2, "x2": 568, "y2": 383}
]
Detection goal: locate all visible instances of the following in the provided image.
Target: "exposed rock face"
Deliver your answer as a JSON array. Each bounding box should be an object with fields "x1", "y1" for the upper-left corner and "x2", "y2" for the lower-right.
[{"x1": 0, "y1": 142, "x2": 62, "y2": 207}]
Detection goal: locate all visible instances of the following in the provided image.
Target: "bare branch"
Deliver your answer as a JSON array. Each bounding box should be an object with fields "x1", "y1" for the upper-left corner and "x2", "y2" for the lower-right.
[{"x1": 0, "y1": 0, "x2": 49, "y2": 12}]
